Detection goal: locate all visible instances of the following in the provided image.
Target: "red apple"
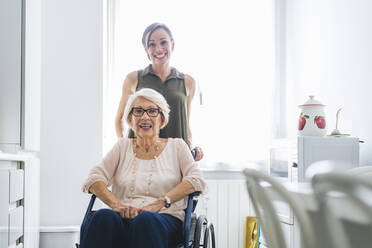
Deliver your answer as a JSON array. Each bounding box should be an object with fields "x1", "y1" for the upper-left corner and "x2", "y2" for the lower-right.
[
  {"x1": 298, "y1": 117, "x2": 306, "y2": 130},
  {"x1": 314, "y1": 116, "x2": 326, "y2": 129},
  {"x1": 298, "y1": 114, "x2": 309, "y2": 130}
]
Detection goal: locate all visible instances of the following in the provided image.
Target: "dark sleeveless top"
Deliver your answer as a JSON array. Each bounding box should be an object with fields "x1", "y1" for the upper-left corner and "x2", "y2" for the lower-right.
[{"x1": 128, "y1": 65, "x2": 188, "y2": 142}]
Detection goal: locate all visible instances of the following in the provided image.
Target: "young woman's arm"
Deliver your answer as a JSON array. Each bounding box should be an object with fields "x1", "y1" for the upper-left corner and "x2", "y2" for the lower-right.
[
  {"x1": 115, "y1": 71, "x2": 138, "y2": 138},
  {"x1": 184, "y1": 74, "x2": 195, "y2": 148},
  {"x1": 185, "y1": 74, "x2": 203, "y2": 161}
]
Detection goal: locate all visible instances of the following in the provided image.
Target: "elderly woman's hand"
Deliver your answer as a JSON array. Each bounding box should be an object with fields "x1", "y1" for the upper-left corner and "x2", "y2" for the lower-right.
[
  {"x1": 112, "y1": 204, "x2": 141, "y2": 219},
  {"x1": 139, "y1": 198, "x2": 165, "y2": 213}
]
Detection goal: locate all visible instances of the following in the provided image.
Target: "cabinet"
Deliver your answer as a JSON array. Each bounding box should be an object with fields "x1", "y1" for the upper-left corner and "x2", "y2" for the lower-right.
[
  {"x1": 269, "y1": 136, "x2": 359, "y2": 182},
  {"x1": 263, "y1": 136, "x2": 360, "y2": 248},
  {"x1": 0, "y1": 0, "x2": 40, "y2": 246},
  {"x1": 0, "y1": 162, "x2": 24, "y2": 247},
  {"x1": 0, "y1": 154, "x2": 40, "y2": 248}
]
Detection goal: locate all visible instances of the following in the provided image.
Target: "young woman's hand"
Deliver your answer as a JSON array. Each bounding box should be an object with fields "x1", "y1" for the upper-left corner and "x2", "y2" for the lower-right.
[{"x1": 193, "y1": 146, "x2": 204, "y2": 161}]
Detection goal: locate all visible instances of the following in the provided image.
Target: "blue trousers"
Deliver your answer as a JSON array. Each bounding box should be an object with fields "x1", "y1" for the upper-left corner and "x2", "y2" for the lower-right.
[{"x1": 80, "y1": 209, "x2": 183, "y2": 248}]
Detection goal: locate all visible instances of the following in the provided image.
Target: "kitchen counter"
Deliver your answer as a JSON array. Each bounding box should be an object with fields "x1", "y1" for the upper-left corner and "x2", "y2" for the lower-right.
[{"x1": 0, "y1": 151, "x2": 39, "y2": 162}]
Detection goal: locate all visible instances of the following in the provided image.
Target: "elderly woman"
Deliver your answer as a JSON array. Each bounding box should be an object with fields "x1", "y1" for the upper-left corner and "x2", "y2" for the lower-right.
[{"x1": 80, "y1": 88, "x2": 207, "y2": 248}]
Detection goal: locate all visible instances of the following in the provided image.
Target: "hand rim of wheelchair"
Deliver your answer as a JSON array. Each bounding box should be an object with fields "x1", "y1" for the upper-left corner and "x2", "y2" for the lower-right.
[{"x1": 193, "y1": 215, "x2": 216, "y2": 248}]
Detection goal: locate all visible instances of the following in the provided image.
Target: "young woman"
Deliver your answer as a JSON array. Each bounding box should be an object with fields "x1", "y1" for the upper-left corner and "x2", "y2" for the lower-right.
[{"x1": 115, "y1": 23, "x2": 203, "y2": 161}]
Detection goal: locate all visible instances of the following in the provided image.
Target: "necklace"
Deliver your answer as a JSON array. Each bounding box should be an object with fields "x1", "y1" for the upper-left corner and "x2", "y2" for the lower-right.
[{"x1": 133, "y1": 138, "x2": 160, "y2": 156}]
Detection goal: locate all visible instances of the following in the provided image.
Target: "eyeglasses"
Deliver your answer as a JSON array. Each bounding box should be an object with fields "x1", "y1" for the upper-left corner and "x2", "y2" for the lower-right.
[{"x1": 131, "y1": 107, "x2": 162, "y2": 117}]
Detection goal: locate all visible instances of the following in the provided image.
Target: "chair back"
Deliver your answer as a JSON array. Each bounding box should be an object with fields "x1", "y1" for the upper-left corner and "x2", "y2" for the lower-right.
[
  {"x1": 312, "y1": 172, "x2": 372, "y2": 248},
  {"x1": 347, "y1": 166, "x2": 372, "y2": 179},
  {"x1": 244, "y1": 169, "x2": 316, "y2": 248}
]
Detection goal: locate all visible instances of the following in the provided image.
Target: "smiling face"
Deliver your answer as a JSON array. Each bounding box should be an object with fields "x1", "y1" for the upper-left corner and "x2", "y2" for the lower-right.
[
  {"x1": 145, "y1": 28, "x2": 174, "y2": 65},
  {"x1": 130, "y1": 97, "x2": 163, "y2": 139}
]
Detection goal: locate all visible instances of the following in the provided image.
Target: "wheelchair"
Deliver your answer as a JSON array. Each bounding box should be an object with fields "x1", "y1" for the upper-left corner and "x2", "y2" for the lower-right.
[{"x1": 76, "y1": 192, "x2": 216, "y2": 248}]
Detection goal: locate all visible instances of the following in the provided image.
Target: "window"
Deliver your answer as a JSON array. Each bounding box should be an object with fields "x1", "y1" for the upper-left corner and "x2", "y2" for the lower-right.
[{"x1": 104, "y1": 0, "x2": 276, "y2": 168}]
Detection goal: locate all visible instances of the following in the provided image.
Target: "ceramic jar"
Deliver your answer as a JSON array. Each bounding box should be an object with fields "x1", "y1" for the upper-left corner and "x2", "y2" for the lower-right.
[{"x1": 298, "y1": 96, "x2": 327, "y2": 136}]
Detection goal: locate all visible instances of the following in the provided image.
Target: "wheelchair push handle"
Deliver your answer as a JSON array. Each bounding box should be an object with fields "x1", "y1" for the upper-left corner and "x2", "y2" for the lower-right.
[{"x1": 191, "y1": 149, "x2": 196, "y2": 158}]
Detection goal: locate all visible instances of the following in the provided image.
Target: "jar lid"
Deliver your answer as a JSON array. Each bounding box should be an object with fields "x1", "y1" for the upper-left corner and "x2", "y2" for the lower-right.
[{"x1": 299, "y1": 95, "x2": 325, "y2": 107}]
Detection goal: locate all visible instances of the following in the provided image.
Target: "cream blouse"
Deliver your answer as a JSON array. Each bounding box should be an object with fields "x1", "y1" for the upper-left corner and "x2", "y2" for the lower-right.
[{"x1": 82, "y1": 138, "x2": 207, "y2": 221}]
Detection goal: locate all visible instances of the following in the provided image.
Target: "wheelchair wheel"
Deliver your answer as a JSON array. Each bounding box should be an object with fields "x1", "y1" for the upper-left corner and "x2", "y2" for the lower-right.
[
  {"x1": 204, "y1": 222, "x2": 216, "y2": 248},
  {"x1": 194, "y1": 215, "x2": 215, "y2": 248},
  {"x1": 194, "y1": 215, "x2": 206, "y2": 248}
]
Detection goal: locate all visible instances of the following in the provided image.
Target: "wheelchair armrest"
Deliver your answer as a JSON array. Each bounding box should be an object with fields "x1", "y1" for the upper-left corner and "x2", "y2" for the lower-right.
[
  {"x1": 80, "y1": 194, "x2": 96, "y2": 239},
  {"x1": 184, "y1": 191, "x2": 201, "y2": 247},
  {"x1": 189, "y1": 191, "x2": 201, "y2": 197}
]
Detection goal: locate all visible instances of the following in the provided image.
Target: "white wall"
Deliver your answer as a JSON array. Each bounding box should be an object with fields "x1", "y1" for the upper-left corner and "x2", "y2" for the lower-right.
[
  {"x1": 284, "y1": 0, "x2": 372, "y2": 165},
  {"x1": 40, "y1": 0, "x2": 104, "y2": 226}
]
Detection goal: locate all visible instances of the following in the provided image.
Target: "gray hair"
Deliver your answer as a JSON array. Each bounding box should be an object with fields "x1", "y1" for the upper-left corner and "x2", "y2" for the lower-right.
[{"x1": 123, "y1": 88, "x2": 170, "y2": 129}]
